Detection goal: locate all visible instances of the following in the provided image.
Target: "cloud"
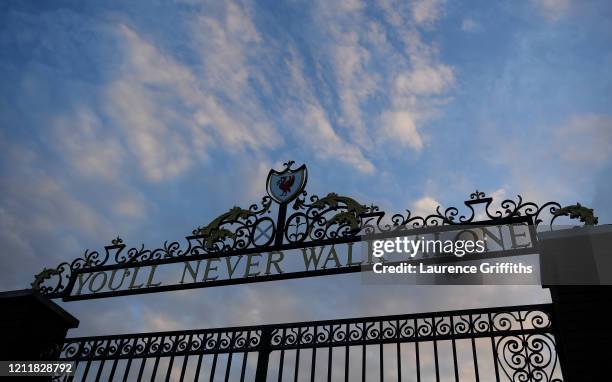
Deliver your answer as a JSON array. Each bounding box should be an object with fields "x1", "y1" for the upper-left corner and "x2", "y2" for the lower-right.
[
  {"x1": 366, "y1": 21, "x2": 387, "y2": 45},
  {"x1": 411, "y1": 195, "x2": 440, "y2": 216},
  {"x1": 532, "y1": 0, "x2": 571, "y2": 21},
  {"x1": 105, "y1": 20, "x2": 280, "y2": 182},
  {"x1": 461, "y1": 17, "x2": 477, "y2": 32},
  {"x1": 480, "y1": 113, "x2": 612, "y2": 206},
  {"x1": 0, "y1": 144, "x2": 115, "y2": 290},
  {"x1": 371, "y1": 5, "x2": 455, "y2": 151},
  {"x1": 553, "y1": 114, "x2": 612, "y2": 167},
  {"x1": 190, "y1": 2, "x2": 261, "y2": 99},
  {"x1": 113, "y1": 196, "x2": 146, "y2": 219},
  {"x1": 302, "y1": 0, "x2": 455, "y2": 160},
  {"x1": 305, "y1": 0, "x2": 455, "y2": 161},
  {"x1": 285, "y1": 46, "x2": 375, "y2": 173},
  {"x1": 380, "y1": 110, "x2": 424, "y2": 150},
  {"x1": 411, "y1": 0, "x2": 445, "y2": 26},
  {"x1": 395, "y1": 64, "x2": 454, "y2": 95},
  {"x1": 301, "y1": 104, "x2": 375, "y2": 173},
  {"x1": 314, "y1": 0, "x2": 378, "y2": 147},
  {"x1": 52, "y1": 106, "x2": 124, "y2": 181},
  {"x1": 105, "y1": 25, "x2": 204, "y2": 182},
  {"x1": 142, "y1": 310, "x2": 184, "y2": 332}
]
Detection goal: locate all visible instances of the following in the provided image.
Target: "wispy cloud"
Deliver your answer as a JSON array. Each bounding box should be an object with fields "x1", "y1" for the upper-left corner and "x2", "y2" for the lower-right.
[
  {"x1": 106, "y1": 21, "x2": 279, "y2": 182},
  {"x1": 553, "y1": 114, "x2": 612, "y2": 167},
  {"x1": 461, "y1": 17, "x2": 478, "y2": 32},
  {"x1": 532, "y1": 0, "x2": 571, "y2": 21},
  {"x1": 411, "y1": 0, "x2": 445, "y2": 26}
]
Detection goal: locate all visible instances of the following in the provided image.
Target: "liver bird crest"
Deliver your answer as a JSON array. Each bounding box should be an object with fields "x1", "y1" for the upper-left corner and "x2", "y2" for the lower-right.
[{"x1": 277, "y1": 175, "x2": 295, "y2": 195}]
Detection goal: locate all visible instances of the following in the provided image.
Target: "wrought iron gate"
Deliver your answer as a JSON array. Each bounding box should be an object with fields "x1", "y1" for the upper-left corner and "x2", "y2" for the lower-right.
[
  {"x1": 28, "y1": 162, "x2": 592, "y2": 381},
  {"x1": 56, "y1": 304, "x2": 562, "y2": 382}
]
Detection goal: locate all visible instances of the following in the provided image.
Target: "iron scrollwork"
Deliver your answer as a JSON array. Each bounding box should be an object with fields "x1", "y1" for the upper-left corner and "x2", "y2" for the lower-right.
[
  {"x1": 59, "y1": 329, "x2": 262, "y2": 361},
  {"x1": 284, "y1": 192, "x2": 373, "y2": 243},
  {"x1": 32, "y1": 161, "x2": 597, "y2": 298}
]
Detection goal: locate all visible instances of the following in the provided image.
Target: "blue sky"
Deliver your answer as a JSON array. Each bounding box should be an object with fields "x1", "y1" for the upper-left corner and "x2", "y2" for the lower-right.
[{"x1": 1, "y1": 0, "x2": 611, "y2": 336}]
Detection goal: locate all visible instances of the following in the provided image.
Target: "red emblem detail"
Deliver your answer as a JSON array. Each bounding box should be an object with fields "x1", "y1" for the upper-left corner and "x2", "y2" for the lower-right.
[{"x1": 277, "y1": 175, "x2": 295, "y2": 195}]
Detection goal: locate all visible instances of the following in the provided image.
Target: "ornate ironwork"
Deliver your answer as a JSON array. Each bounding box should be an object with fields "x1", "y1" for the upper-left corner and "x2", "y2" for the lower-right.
[
  {"x1": 60, "y1": 328, "x2": 261, "y2": 361},
  {"x1": 553, "y1": 202, "x2": 598, "y2": 225},
  {"x1": 55, "y1": 304, "x2": 562, "y2": 382},
  {"x1": 33, "y1": 161, "x2": 596, "y2": 299},
  {"x1": 266, "y1": 305, "x2": 554, "y2": 349}
]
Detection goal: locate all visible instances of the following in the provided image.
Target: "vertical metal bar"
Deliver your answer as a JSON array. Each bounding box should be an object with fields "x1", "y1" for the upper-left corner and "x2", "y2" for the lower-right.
[
  {"x1": 137, "y1": 358, "x2": 147, "y2": 382},
  {"x1": 379, "y1": 321, "x2": 383, "y2": 382},
  {"x1": 278, "y1": 350, "x2": 285, "y2": 382},
  {"x1": 327, "y1": 325, "x2": 333, "y2": 382},
  {"x1": 180, "y1": 334, "x2": 193, "y2": 382},
  {"x1": 396, "y1": 320, "x2": 401, "y2": 382},
  {"x1": 151, "y1": 356, "x2": 161, "y2": 382},
  {"x1": 414, "y1": 319, "x2": 421, "y2": 382},
  {"x1": 310, "y1": 326, "x2": 318, "y2": 382},
  {"x1": 165, "y1": 335, "x2": 181, "y2": 381},
  {"x1": 278, "y1": 329, "x2": 286, "y2": 382},
  {"x1": 225, "y1": 352, "x2": 233, "y2": 381},
  {"x1": 94, "y1": 340, "x2": 109, "y2": 382},
  {"x1": 137, "y1": 337, "x2": 153, "y2": 382},
  {"x1": 254, "y1": 328, "x2": 272, "y2": 382},
  {"x1": 344, "y1": 331, "x2": 349, "y2": 382},
  {"x1": 327, "y1": 344, "x2": 332, "y2": 382},
  {"x1": 395, "y1": 342, "x2": 401, "y2": 382},
  {"x1": 240, "y1": 331, "x2": 252, "y2": 382},
  {"x1": 66, "y1": 341, "x2": 84, "y2": 382},
  {"x1": 122, "y1": 338, "x2": 138, "y2": 382},
  {"x1": 294, "y1": 327, "x2": 301, "y2": 382},
  {"x1": 225, "y1": 331, "x2": 236, "y2": 382},
  {"x1": 194, "y1": 353, "x2": 204, "y2": 382},
  {"x1": 180, "y1": 356, "x2": 189, "y2": 382},
  {"x1": 108, "y1": 359, "x2": 119, "y2": 381},
  {"x1": 344, "y1": 345, "x2": 349, "y2": 382},
  {"x1": 361, "y1": 343, "x2": 366, "y2": 382},
  {"x1": 432, "y1": 317, "x2": 440, "y2": 382},
  {"x1": 209, "y1": 354, "x2": 218, "y2": 382},
  {"x1": 94, "y1": 359, "x2": 106, "y2": 382},
  {"x1": 470, "y1": 315, "x2": 480, "y2": 382},
  {"x1": 239, "y1": 353, "x2": 249, "y2": 382},
  {"x1": 166, "y1": 355, "x2": 176, "y2": 382},
  {"x1": 450, "y1": 316, "x2": 459, "y2": 382},
  {"x1": 81, "y1": 359, "x2": 93, "y2": 381},
  {"x1": 488, "y1": 313, "x2": 500, "y2": 381},
  {"x1": 151, "y1": 336, "x2": 164, "y2": 382},
  {"x1": 274, "y1": 203, "x2": 288, "y2": 246},
  {"x1": 110, "y1": 339, "x2": 126, "y2": 380}
]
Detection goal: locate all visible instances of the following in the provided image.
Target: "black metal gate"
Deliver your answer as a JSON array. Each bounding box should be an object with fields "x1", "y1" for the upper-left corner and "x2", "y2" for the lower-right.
[
  {"x1": 28, "y1": 162, "x2": 593, "y2": 381},
  {"x1": 56, "y1": 304, "x2": 562, "y2": 382}
]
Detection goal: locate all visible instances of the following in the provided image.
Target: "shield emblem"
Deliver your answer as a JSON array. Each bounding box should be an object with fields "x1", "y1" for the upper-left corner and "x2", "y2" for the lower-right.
[{"x1": 266, "y1": 161, "x2": 308, "y2": 204}]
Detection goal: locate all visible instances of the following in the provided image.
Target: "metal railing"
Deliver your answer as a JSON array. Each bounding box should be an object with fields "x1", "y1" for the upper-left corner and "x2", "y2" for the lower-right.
[{"x1": 56, "y1": 304, "x2": 562, "y2": 381}]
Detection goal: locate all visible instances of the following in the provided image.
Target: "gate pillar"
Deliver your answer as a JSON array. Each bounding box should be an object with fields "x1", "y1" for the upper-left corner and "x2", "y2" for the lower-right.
[
  {"x1": 539, "y1": 225, "x2": 612, "y2": 381},
  {"x1": 0, "y1": 289, "x2": 79, "y2": 361}
]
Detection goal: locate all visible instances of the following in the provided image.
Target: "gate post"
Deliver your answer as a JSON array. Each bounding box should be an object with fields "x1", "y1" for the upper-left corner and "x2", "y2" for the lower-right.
[
  {"x1": 539, "y1": 225, "x2": 612, "y2": 381},
  {"x1": 254, "y1": 327, "x2": 272, "y2": 382},
  {"x1": 0, "y1": 289, "x2": 79, "y2": 361}
]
